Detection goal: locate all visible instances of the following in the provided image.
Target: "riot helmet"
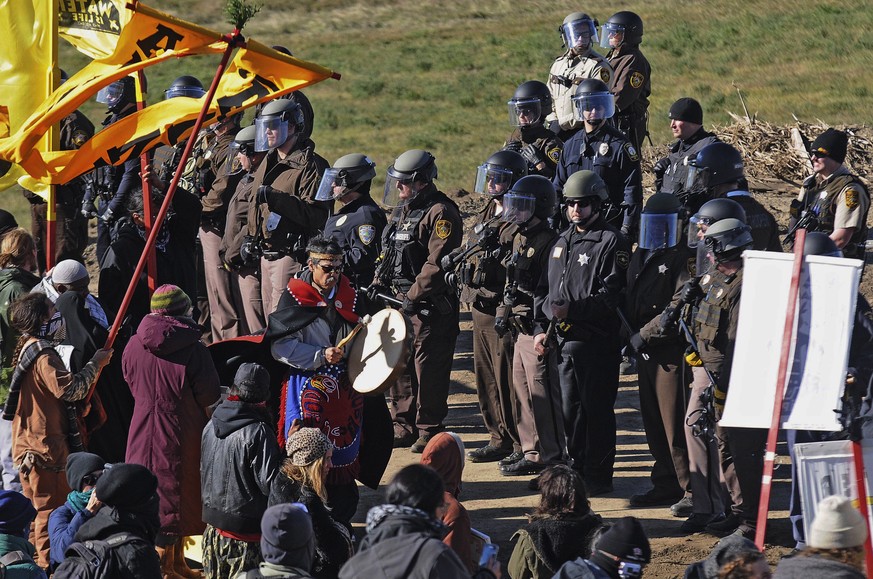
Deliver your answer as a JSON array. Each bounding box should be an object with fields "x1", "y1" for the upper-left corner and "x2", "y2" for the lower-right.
[
  {"x1": 508, "y1": 80, "x2": 553, "y2": 127},
  {"x1": 316, "y1": 153, "x2": 377, "y2": 201},
  {"x1": 802, "y1": 231, "x2": 843, "y2": 258},
  {"x1": 571, "y1": 79, "x2": 615, "y2": 125},
  {"x1": 703, "y1": 217, "x2": 753, "y2": 263},
  {"x1": 474, "y1": 150, "x2": 528, "y2": 197},
  {"x1": 164, "y1": 75, "x2": 206, "y2": 99},
  {"x1": 225, "y1": 125, "x2": 258, "y2": 175},
  {"x1": 600, "y1": 11, "x2": 644, "y2": 48},
  {"x1": 638, "y1": 193, "x2": 682, "y2": 250},
  {"x1": 254, "y1": 99, "x2": 304, "y2": 152},
  {"x1": 382, "y1": 149, "x2": 437, "y2": 208},
  {"x1": 560, "y1": 12, "x2": 599, "y2": 52},
  {"x1": 685, "y1": 142, "x2": 745, "y2": 197},
  {"x1": 96, "y1": 77, "x2": 136, "y2": 113},
  {"x1": 688, "y1": 197, "x2": 746, "y2": 247},
  {"x1": 501, "y1": 175, "x2": 556, "y2": 225}
]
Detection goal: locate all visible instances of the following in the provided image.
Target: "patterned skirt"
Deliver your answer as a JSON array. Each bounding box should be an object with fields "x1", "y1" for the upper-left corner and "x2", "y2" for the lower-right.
[{"x1": 202, "y1": 524, "x2": 262, "y2": 579}]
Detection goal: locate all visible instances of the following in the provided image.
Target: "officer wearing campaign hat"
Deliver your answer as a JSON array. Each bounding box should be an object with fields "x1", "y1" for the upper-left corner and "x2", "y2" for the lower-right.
[
  {"x1": 792, "y1": 128, "x2": 869, "y2": 258},
  {"x1": 654, "y1": 97, "x2": 720, "y2": 202}
]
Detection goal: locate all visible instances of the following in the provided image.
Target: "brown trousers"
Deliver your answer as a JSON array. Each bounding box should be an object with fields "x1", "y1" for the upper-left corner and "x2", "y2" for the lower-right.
[
  {"x1": 260, "y1": 255, "x2": 302, "y2": 318},
  {"x1": 512, "y1": 333, "x2": 565, "y2": 464},
  {"x1": 234, "y1": 266, "x2": 265, "y2": 334},
  {"x1": 30, "y1": 202, "x2": 88, "y2": 274},
  {"x1": 200, "y1": 227, "x2": 242, "y2": 341},
  {"x1": 685, "y1": 367, "x2": 728, "y2": 515},
  {"x1": 21, "y1": 463, "x2": 70, "y2": 569}
]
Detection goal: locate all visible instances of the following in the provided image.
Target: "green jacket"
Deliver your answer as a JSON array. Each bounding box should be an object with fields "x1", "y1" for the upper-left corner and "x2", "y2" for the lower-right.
[
  {"x1": 0, "y1": 533, "x2": 45, "y2": 579},
  {"x1": 508, "y1": 529, "x2": 552, "y2": 579}
]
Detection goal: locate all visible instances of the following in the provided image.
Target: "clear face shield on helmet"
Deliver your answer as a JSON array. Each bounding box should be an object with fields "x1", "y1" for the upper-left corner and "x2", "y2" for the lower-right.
[
  {"x1": 500, "y1": 192, "x2": 536, "y2": 225},
  {"x1": 382, "y1": 173, "x2": 417, "y2": 208},
  {"x1": 572, "y1": 91, "x2": 615, "y2": 123},
  {"x1": 224, "y1": 141, "x2": 254, "y2": 175},
  {"x1": 562, "y1": 19, "x2": 598, "y2": 50},
  {"x1": 684, "y1": 162, "x2": 711, "y2": 197},
  {"x1": 638, "y1": 212, "x2": 680, "y2": 250},
  {"x1": 474, "y1": 164, "x2": 515, "y2": 197},
  {"x1": 687, "y1": 213, "x2": 715, "y2": 248},
  {"x1": 600, "y1": 22, "x2": 626, "y2": 48},
  {"x1": 507, "y1": 98, "x2": 544, "y2": 127},
  {"x1": 164, "y1": 85, "x2": 206, "y2": 100},
  {"x1": 96, "y1": 81, "x2": 126, "y2": 108},
  {"x1": 254, "y1": 115, "x2": 289, "y2": 152},
  {"x1": 316, "y1": 167, "x2": 363, "y2": 202}
]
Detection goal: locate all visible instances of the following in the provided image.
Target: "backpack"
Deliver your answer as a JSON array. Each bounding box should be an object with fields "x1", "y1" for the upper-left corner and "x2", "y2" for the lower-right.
[
  {"x1": 0, "y1": 550, "x2": 39, "y2": 578},
  {"x1": 55, "y1": 533, "x2": 147, "y2": 578}
]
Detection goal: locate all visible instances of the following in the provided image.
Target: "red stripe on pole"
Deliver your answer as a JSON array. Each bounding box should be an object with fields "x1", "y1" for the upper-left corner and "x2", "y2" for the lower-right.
[{"x1": 850, "y1": 440, "x2": 873, "y2": 573}]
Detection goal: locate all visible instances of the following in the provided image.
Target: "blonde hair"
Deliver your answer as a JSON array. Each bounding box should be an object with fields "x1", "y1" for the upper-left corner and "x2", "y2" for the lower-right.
[
  {"x1": 0, "y1": 228, "x2": 35, "y2": 269},
  {"x1": 281, "y1": 455, "x2": 329, "y2": 502}
]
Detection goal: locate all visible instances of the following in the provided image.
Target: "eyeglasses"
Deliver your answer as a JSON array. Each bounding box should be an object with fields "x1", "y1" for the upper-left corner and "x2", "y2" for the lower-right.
[
  {"x1": 317, "y1": 262, "x2": 343, "y2": 273},
  {"x1": 565, "y1": 198, "x2": 594, "y2": 208}
]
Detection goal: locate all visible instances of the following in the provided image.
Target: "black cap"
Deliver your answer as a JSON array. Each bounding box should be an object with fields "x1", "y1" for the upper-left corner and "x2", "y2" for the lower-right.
[
  {"x1": 232, "y1": 362, "x2": 271, "y2": 403},
  {"x1": 95, "y1": 463, "x2": 158, "y2": 510},
  {"x1": 0, "y1": 209, "x2": 17, "y2": 238},
  {"x1": 668, "y1": 97, "x2": 703, "y2": 125},
  {"x1": 596, "y1": 517, "x2": 651, "y2": 562},
  {"x1": 810, "y1": 128, "x2": 848, "y2": 163},
  {"x1": 66, "y1": 452, "x2": 105, "y2": 491}
]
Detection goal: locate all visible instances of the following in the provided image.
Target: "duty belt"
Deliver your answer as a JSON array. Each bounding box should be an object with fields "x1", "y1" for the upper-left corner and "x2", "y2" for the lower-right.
[{"x1": 509, "y1": 315, "x2": 534, "y2": 336}]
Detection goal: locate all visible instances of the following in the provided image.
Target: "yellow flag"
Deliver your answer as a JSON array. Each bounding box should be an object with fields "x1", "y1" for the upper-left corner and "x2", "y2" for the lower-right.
[
  {"x1": 0, "y1": 0, "x2": 55, "y2": 192},
  {"x1": 16, "y1": 42, "x2": 338, "y2": 185},
  {"x1": 0, "y1": 3, "x2": 226, "y2": 169},
  {"x1": 59, "y1": 0, "x2": 131, "y2": 59}
]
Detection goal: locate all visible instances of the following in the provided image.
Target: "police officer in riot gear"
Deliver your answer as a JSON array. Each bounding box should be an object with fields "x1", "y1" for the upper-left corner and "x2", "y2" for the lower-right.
[
  {"x1": 164, "y1": 75, "x2": 206, "y2": 99},
  {"x1": 554, "y1": 79, "x2": 642, "y2": 238},
  {"x1": 449, "y1": 150, "x2": 527, "y2": 464},
  {"x1": 541, "y1": 170, "x2": 631, "y2": 495},
  {"x1": 654, "y1": 98, "x2": 720, "y2": 200},
  {"x1": 376, "y1": 149, "x2": 462, "y2": 452},
  {"x1": 319, "y1": 153, "x2": 387, "y2": 289},
  {"x1": 504, "y1": 81, "x2": 564, "y2": 179},
  {"x1": 494, "y1": 175, "x2": 566, "y2": 480},
  {"x1": 686, "y1": 142, "x2": 781, "y2": 251},
  {"x1": 547, "y1": 12, "x2": 614, "y2": 141},
  {"x1": 624, "y1": 193, "x2": 694, "y2": 512},
  {"x1": 247, "y1": 98, "x2": 330, "y2": 316},
  {"x1": 601, "y1": 10, "x2": 651, "y2": 151},
  {"x1": 687, "y1": 198, "x2": 747, "y2": 276}
]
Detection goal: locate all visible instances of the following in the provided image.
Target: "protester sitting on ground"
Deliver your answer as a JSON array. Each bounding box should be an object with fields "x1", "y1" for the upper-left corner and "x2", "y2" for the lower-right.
[
  {"x1": 236, "y1": 503, "x2": 317, "y2": 579},
  {"x1": 552, "y1": 516, "x2": 650, "y2": 579},
  {"x1": 684, "y1": 535, "x2": 762, "y2": 579},
  {"x1": 0, "y1": 489, "x2": 47, "y2": 578},
  {"x1": 774, "y1": 495, "x2": 867, "y2": 579},
  {"x1": 420, "y1": 431, "x2": 474, "y2": 571},
  {"x1": 201, "y1": 363, "x2": 281, "y2": 579},
  {"x1": 717, "y1": 551, "x2": 771, "y2": 579},
  {"x1": 48, "y1": 452, "x2": 105, "y2": 570},
  {"x1": 54, "y1": 463, "x2": 162, "y2": 578},
  {"x1": 6, "y1": 293, "x2": 112, "y2": 570},
  {"x1": 507, "y1": 465, "x2": 603, "y2": 579},
  {"x1": 339, "y1": 464, "x2": 501, "y2": 579},
  {"x1": 269, "y1": 424, "x2": 352, "y2": 578}
]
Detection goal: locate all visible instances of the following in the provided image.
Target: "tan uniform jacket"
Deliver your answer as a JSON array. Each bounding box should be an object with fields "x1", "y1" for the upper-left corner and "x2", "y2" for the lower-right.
[{"x1": 547, "y1": 50, "x2": 614, "y2": 132}]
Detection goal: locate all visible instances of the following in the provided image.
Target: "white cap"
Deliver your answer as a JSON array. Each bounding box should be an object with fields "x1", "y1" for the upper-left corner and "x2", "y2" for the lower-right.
[
  {"x1": 51, "y1": 260, "x2": 89, "y2": 285},
  {"x1": 809, "y1": 495, "x2": 868, "y2": 549}
]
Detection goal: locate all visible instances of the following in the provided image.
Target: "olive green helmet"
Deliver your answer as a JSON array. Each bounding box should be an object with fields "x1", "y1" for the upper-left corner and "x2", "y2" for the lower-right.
[
  {"x1": 563, "y1": 170, "x2": 609, "y2": 201},
  {"x1": 383, "y1": 149, "x2": 438, "y2": 207}
]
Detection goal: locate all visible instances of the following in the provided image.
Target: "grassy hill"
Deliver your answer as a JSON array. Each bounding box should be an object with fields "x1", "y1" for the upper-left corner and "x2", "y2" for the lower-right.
[{"x1": 6, "y1": 0, "x2": 873, "y2": 224}]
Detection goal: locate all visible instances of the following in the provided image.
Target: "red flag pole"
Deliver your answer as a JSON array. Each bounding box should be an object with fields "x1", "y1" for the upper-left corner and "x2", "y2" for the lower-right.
[
  {"x1": 755, "y1": 228, "x2": 806, "y2": 549},
  {"x1": 850, "y1": 439, "x2": 873, "y2": 572},
  {"x1": 85, "y1": 30, "x2": 244, "y2": 406},
  {"x1": 133, "y1": 70, "x2": 157, "y2": 294}
]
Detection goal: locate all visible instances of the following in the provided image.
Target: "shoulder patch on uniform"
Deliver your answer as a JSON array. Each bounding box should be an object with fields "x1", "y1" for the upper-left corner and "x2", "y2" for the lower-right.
[
  {"x1": 624, "y1": 143, "x2": 639, "y2": 162},
  {"x1": 600, "y1": 69, "x2": 611, "y2": 84},
  {"x1": 527, "y1": 247, "x2": 536, "y2": 258},
  {"x1": 435, "y1": 219, "x2": 452, "y2": 240},
  {"x1": 548, "y1": 147, "x2": 562, "y2": 163},
  {"x1": 552, "y1": 246, "x2": 563, "y2": 259},
  {"x1": 616, "y1": 250, "x2": 630, "y2": 269},
  {"x1": 629, "y1": 71, "x2": 645, "y2": 89},
  {"x1": 846, "y1": 187, "x2": 859, "y2": 210},
  {"x1": 336, "y1": 215, "x2": 348, "y2": 227},
  {"x1": 687, "y1": 258, "x2": 697, "y2": 277},
  {"x1": 358, "y1": 224, "x2": 376, "y2": 245}
]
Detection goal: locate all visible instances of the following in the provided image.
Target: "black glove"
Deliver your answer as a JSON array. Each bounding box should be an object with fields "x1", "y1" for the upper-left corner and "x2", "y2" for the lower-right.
[
  {"x1": 494, "y1": 316, "x2": 509, "y2": 338},
  {"x1": 440, "y1": 247, "x2": 464, "y2": 271},
  {"x1": 256, "y1": 185, "x2": 276, "y2": 205},
  {"x1": 99, "y1": 206, "x2": 116, "y2": 224},
  {"x1": 550, "y1": 74, "x2": 572, "y2": 88},
  {"x1": 81, "y1": 201, "x2": 97, "y2": 219},
  {"x1": 659, "y1": 307, "x2": 679, "y2": 333},
  {"x1": 653, "y1": 157, "x2": 671, "y2": 179},
  {"x1": 629, "y1": 332, "x2": 647, "y2": 355},
  {"x1": 402, "y1": 296, "x2": 418, "y2": 316},
  {"x1": 680, "y1": 277, "x2": 704, "y2": 305},
  {"x1": 240, "y1": 237, "x2": 260, "y2": 265},
  {"x1": 520, "y1": 143, "x2": 546, "y2": 168},
  {"x1": 503, "y1": 140, "x2": 523, "y2": 153}
]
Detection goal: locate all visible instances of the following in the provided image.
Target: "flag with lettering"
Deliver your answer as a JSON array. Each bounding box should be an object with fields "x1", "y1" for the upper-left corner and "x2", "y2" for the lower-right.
[{"x1": 59, "y1": 0, "x2": 131, "y2": 59}]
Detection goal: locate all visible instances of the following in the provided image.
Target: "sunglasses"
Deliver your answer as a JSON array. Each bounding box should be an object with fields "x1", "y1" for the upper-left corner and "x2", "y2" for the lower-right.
[
  {"x1": 810, "y1": 150, "x2": 829, "y2": 159},
  {"x1": 565, "y1": 198, "x2": 594, "y2": 208},
  {"x1": 317, "y1": 262, "x2": 343, "y2": 273},
  {"x1": 82, "y1": 471, "x2": 104, "y2": 487}
]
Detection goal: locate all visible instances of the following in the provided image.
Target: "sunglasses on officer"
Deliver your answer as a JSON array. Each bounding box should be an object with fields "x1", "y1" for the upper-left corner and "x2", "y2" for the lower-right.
[{"x1": 565, "y1": 197, "x2": 595, "y2": 208}]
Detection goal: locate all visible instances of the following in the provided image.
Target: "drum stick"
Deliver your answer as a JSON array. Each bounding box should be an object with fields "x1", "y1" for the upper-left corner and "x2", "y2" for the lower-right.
[{"x1": 336, "y1": 314, "x2": 372, "y2": 349}]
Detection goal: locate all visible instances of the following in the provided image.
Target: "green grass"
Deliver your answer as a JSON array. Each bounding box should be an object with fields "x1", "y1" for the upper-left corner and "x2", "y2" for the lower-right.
[{"x1": 4, "y1": 0, "x2": 872, "y2": 226}]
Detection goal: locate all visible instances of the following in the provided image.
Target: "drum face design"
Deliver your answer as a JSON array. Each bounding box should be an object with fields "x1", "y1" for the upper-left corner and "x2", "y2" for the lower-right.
[{"x1": 348, "y1": 308, "x2": 413, "y2": 395}]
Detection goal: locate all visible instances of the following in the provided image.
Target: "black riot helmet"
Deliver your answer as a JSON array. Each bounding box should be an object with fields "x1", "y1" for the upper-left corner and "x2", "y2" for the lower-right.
[
  {"x1": 164, "y1": 75, "x2": 206, "y2": 99},
  {"x1": 474, "y1": 150, "x2": 528, "y2": 196},
  {"x1": 316, "y1": 153, "x2": 377, "y2": 201},
  {"x1": 688, "y1": 197, "x2": 746, "y2": 248},
  {"x1": 501, "y1": 175, "x2": 557, "y2": 225},
  {"x1": 508, "y1": 80, "x2": 553, "y2": 127},
  {"x1": 802, "y1": 231, "x2": 843, "y2": 257},
  {"x1": 639, "y1": 193, "x2": 682, "y2": 250},
  {"x1": 571, "y1": 79, "x2": 615, "y2": 125},
  {"x1": 600, "y1": 11, "x2": 644, "y2": 48},
  {"x1": 685, "y1": 142, "x2": 745, "y2": 196},
  {"x1": 96, "y1": 76, "x2": 137, "y2": 114},
  {"x1": 703, "y1": 217, "x2": 753, "y2": 263}
]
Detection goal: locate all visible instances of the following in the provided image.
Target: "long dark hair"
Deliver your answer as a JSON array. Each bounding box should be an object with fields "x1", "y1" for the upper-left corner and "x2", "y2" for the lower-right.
[
  {"x1": 532, "y1": 464, "x2": 591, "y2": 520},
  {"x1": 9, "y1": 293, "x2": 52, "y2": 364}
]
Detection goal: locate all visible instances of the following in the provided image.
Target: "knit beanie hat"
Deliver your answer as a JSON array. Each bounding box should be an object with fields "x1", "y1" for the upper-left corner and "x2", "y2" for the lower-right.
[
  {"x1": 809, "y1": 495, "x2": 867, "y2": 549},
  {"x1": 591, "y1": 516, "x2": 650, "y2": 576},
  {"x1": 0, "y1": 490, "x2": 37, "y2": 538},
  {"x1": 285, "y1": 427, "x2": 332, "y2": 466},
  {"x1": 95, "y1": 463, "x2": 158, "y2": 510},
  {"x1": 52, "y1": 259, "x2": 89, "y2": 285},
  {"x1": 0, "y1": 209, "x2": 18, "y2": 238},
  {"x1": 260, "y1": 503, "x2": 315, "y2": 569},
  {"x1": 66, "y1": 452, "x2": 106, "y2": 491},
  {"x1": 232, "y1": 363, "x2": 271, "y2": 403},
  {"x1": 810, "y1": 128, "x2": 848, "y2": 164},
  {"x1": 668, "y1": 97, "x2": 703, "y2": 125},
  {"x1": 150, "y1": 284, "x2": 191, "y2": 316}
]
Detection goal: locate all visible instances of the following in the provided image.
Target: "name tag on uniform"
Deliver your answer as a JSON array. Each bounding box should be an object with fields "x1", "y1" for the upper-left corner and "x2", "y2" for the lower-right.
[
  {"x1": 266, "y1": 212, "x2": 282, "y2": 232},
  {"x1": 552, "y1": 246, "x2": 563, "y2": 258},
  {"x1": 396, "y1": 232, "x2": 413, "y2": 242}
]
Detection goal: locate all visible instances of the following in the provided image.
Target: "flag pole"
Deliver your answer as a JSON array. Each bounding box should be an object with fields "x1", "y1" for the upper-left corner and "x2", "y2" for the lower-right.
[
  {"x1": 755, "y1": 228, "x2": 806, "y2": 549},
  {"x1": 133, "y1": 70, "x2": 158, "y2": 294},
  {"x1": 44, "y1": 7, "x2": 59, "y2": 272}
]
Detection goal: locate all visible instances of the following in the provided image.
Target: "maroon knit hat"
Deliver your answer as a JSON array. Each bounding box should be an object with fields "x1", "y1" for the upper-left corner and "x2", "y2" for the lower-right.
[{"x1": 150, "y1": 284, "x2": 191, "y2": 316}]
